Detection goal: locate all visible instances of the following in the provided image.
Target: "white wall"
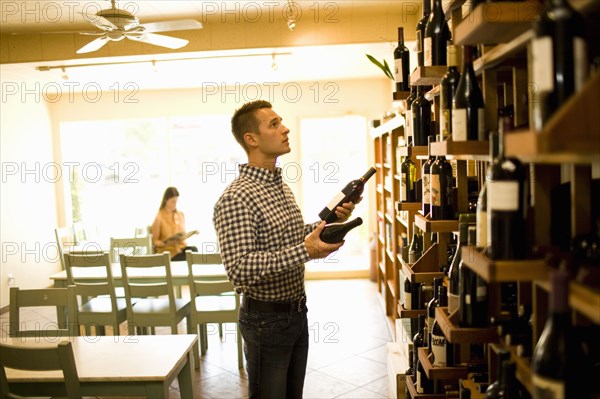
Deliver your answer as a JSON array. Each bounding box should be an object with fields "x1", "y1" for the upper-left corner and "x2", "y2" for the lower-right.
[
  {"x1": 1, "y1": 77, "x2": 61, "y2": 308},
  {"x1": 0, "y1": 76, "x2": 392, "y2": 309}
]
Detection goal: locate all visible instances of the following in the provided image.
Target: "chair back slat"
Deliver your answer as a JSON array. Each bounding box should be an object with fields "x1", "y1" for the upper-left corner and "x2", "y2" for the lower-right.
[
  {"x1": 111, "y1": 236, "x2": 153, "y2": 256},
  {"x1": 0, "y1": 341, "x2": 82, "y2": 399}
]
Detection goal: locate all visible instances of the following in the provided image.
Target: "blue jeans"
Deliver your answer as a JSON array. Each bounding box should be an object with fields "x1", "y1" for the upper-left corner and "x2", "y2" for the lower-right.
[{"x1": 238, "y1": 303, "x2": 309, "y2": 399}]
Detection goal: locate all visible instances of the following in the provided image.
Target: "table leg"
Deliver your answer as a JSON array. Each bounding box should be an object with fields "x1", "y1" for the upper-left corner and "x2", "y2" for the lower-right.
[
  {"x1": 177, "y1": 350, "x2": 197, "y2": 399},
  {"x1": 143, "y1": 382, "x2": 169, "y2": 399}
]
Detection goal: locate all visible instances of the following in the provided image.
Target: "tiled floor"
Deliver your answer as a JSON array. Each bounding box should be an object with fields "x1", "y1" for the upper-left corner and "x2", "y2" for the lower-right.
[{"x1": 1, "y1": 278, "x2": 392, "y2": 399}]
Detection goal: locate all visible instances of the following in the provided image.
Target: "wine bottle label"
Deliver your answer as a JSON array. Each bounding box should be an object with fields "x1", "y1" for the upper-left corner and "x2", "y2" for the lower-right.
[
  {"x1": 477, "y1": 108, "x2": 486, "y2": 137},
  {"x1": 430, "y1": 174, "x2": 441, "y2": 207},
  {"x1": 416, "y1": 31, "x2": 422, "y2": 53},
  {"x1": 465, "y1": 293, "x2": 471, "y2": 305},
  {"x1": 440, "y1": 108, "x2": 451, "y2": 140},
  {"x1": 423, "y1": 174, "x2": 431, "y2": 205},
  {"x1": 451, "y1": 109, "x2": 467, "y2": 141},
  {"x1": 401, "y1": 173, "x2": 407, "y2": 201},
  {"x1": 394, "y1": 59, "x2": 403, "y2": 83},
  {"x1": 532, "y1": 374, "x2": 565, "y2": 399},
  {"x1": 407, "y1": 109, "x2": 413, "y2": 138},
  {"x1": 488, "y1": 181, "x2": 519, "y2": 211},
  {"x1": 404, "y1": 292, "x2": 412, "y2": 310},
  {"x1": 574, "y1": 37, "x2": 588, "y2": 91},
  {"x1": 448, "y1": 293, "x2": 459, "y2": 314},
  {"x1": 416, "y1": 370, "x2": 423, "y2": 394},
  {"x1": 476, "y1": 210, "x2": 487, "y2": 248},
  {"x1": 431, "y1": 332, "x2": 447, "y2": 367},
  {"x1": 424, "y1": 37, "x2": 432, "y2": 66},
  {"x1": 476, "y1": 284, "x2": 487, "y2": 300},
  {"x1": 531, "y1": 36, "x2": 554, "y2": 93},
  {"x1": 325, "y1": 191, "x2": 346, "y2": 212}
]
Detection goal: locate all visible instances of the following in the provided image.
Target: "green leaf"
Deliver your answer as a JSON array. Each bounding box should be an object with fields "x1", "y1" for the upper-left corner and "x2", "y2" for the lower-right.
[{"x1": 366, "y1": 54, "x2": 394, "y2": 81}]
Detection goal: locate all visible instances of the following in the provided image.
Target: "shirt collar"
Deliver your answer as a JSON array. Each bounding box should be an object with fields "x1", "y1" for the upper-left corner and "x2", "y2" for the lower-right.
[{"x1": 239, "y1": 163, "x2": 282, "y2": 185}]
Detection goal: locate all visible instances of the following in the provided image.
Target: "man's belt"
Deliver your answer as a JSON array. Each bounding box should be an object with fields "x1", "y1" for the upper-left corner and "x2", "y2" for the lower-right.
[{"x1": 242, "y1": 295, "x2": 306, "y2": 313}]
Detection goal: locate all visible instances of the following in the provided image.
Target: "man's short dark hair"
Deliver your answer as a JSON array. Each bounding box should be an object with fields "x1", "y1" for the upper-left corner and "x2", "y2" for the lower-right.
[{"x1": 231, "y1": 100, "x2": 272, "y2": 152}]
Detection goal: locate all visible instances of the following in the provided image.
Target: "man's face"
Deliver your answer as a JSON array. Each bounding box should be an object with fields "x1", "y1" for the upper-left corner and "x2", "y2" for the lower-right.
[{"x1": 250, "y1": 107, "x2": 291, "y2": 157}]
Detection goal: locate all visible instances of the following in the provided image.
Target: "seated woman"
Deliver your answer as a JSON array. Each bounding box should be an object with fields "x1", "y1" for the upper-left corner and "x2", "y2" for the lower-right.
[{"x1": 151, "y1": 187, "x2": 198, "y2": 261}]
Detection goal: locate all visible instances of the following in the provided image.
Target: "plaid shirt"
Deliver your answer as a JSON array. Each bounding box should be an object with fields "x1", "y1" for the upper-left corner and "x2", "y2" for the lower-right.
[{"x1": 213, "y1": 164, "x2": 318, "y2": 302}]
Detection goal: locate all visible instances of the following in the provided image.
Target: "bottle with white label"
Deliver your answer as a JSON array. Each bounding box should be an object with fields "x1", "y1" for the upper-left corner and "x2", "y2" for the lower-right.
[
  {"x1": 416, "y1": 0, "x2": 431, "y2": 67},
  {"x1": 531, "y1": 0, "x2": 588, "y2": 131},
  {"x1": 394, "y1": 27, "x2": 410, "y2": 93},
  {"x1": 431, "y1": 285, "x2": 454, "y2": 367},
  {"x1": 318, "y1": 167, "x2": 376, "y2": 223},
  {"x1": 452, "y1": 45, "x2": 485, "y2": 141},
  {"x1": 423, "y1": 0, "x2": 451, "y2": 66},
  {"x1": 487, "y1": 117, "x2": 527, "y2": 260}
]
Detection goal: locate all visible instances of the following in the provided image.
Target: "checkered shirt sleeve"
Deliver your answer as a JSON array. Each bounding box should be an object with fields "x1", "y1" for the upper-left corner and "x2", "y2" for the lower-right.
[{"x1": 213, "y1": 164, "x2": 318, "y2": 302}]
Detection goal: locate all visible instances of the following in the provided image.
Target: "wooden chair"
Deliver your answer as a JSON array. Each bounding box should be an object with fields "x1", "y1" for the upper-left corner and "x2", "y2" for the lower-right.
[
  {"x1": 110, "y1": 236, "x2": 153, "y2": 257},
  {"x1": 55, "y1": 226, "x2": 78, "y2": 271},
  {"x1": 120, "y1": 253, "x2": 191, "y2": 335},
  {"x1": 9, "y1": 286, "x2": 78, "y2": 338},
  {"x1": 186, "y1": 251, "x2": 243, "y2": 369},
  {"x1": 0, "y1": 341, "x2": 82, "y2": 399},
  {"x1": 64, "y1": 251, "x2": 127, "y2": 336}
]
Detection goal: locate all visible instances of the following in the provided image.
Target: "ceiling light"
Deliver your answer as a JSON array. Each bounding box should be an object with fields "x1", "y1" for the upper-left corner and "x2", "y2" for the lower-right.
[
  {"x1": 286, "y1": 0, "x2": 298, "y2": 31},
  {"x1": 61, "y1": 67, "x2": 69, "y2": 80}
]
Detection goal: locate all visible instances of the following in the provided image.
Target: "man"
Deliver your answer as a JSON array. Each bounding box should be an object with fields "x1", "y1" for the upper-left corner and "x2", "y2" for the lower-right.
[{"x1": 213, "y1": 100, "x2": 356, "y2": 399}]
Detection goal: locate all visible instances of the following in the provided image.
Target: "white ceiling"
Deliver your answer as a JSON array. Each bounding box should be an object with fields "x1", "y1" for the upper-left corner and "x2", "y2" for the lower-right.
[{"x1": 0, "y1": 1, "x2": 411, "y2": 91}]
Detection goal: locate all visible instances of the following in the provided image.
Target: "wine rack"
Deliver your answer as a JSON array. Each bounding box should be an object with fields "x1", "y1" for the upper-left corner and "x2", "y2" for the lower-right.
[{"x1": 372, "y1": 0, "x2": 600, "y2": 397}]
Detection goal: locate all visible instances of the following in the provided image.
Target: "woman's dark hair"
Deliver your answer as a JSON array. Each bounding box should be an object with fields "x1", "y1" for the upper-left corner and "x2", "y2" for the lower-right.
[
  {"x1": 159, "y1": 187, "x2": 180, "y2": 210},
  {"x1": 231, "y1": 100, "x2": 272, "y2": 152}
]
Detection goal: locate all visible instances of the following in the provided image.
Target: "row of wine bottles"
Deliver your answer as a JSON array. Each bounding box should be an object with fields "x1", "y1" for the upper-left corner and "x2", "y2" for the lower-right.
[{"x1": 394, "y1": 0, "x2": 591, "y2": 139}]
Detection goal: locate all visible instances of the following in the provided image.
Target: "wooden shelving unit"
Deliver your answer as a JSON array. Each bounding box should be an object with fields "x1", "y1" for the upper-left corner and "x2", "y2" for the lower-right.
[
  {"x1": 414, "y1": 214, "x2": 458, "y2": 234},
  {"x1": 435, "y1": 307, "x2": 498, "y2": 344},
  {"x1": 406, "y1": 375, "x2": 446, "y2": 399},
  {"x1": 410, "y1": 66, "x2": 447, "y2": 86},
  {"x1": 535, "y1": 280, "x2": 600, "y2": 325},
  {"x1": 418, "y1": 347, "x2": 469, "y2": 380},
  {"x1": 430, "y1": 140, "x2": 489, "y2": 161},
  {"x1": 460, "y1": 246, "x2": 549, "y2": 283}
]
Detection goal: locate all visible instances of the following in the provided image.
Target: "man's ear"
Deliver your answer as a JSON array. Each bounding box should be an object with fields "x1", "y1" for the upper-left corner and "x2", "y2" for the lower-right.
[{"x1": 243, "y1": 132, "x2": 258, "y2": 149}]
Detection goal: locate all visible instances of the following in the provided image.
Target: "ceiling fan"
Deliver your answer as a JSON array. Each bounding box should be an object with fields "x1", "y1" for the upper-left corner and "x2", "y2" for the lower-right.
[{"x1": 75, "y1": 0, "x2": 203, "y2": 54}]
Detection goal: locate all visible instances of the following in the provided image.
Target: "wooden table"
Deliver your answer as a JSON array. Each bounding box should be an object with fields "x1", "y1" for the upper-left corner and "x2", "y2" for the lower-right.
[{"x1": 2, "y1": 334, "x2": 198, "y2": 398}]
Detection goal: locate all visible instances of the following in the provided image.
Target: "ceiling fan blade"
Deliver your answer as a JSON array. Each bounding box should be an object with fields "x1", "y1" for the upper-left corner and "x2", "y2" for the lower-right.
[
  {"x1": 76, "y1": 36, "x2": 109, "y2": 54},
  {"x1": 140, "y1": 19, "x2": 203, "y2": 33},
  {"x1": 80, "y1": 31, "x2": 108, "y2": 36},
  {"x1": 128, "y1": 33, "x2": 189, "y2": 49},
  {"x1": 81, "y1": 13, "x2": 118, "y2": 31}
]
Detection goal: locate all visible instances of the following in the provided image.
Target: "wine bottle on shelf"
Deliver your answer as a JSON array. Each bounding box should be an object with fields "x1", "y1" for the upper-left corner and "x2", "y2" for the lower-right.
[
  {"x1": 416, "y1": 0, "x2": 431, "y2": 67},
  {"x1": 431, "y1": 285, "x2": 454, "y2": 367},
  {"x1": 422, "y1": 136, "x2": 436, "y2": 216},
  {"x1": 405, "y1": 85, "x2": 417, "y2": 144},
  {"x1": 439, "y1": 43, "x2": 461, "y2": 141},
  {"x1": 430, "y1": 155, "x2": 454, "y2": 220},
  {"x1": 487, "y1": 117, "x2": 527, "y2": 260},
  {"x1": 405, "y1": 348, "x2": 414, "y2": 397},
  {"x1": 320, "y1": 217, "x2": 363, "y2": 244},
  {"x1": 531, "y1": 266, "x2": 591, "y2": 399},
  {"x1": 408, "y1": 223, "x2": 423, "y2": 263},
  {"x1": 452, "y1": 45, "x2": 486, "y2": 141},
  {"x1": 424, "y1": 0, "x2": 451, "y2": 66},
  {"x1": 497, "y1": 361, "x2": 522, "y2": 399},
  {"x1": 459, "y1": 226, "x2": 489, "y2": 327},
  {"x1": 448, "y1": 214, "x2": 471, "y2": 314},
  {"x1": 426, "y1": 276, "x2": 443, "y2": 346},
  {"x1": 403, "y1": 277, "x2": 413, "y2": 310},
  {"x1": 485, "y1": 348, "x2": 511, "y2": 399},
  {"x1": 531, "y1": 0, "x2": 588, "y2": 131},
  {"x1": 394, "y1": 27, "x2": 410, "y2": 93},
  {"x1": 319, "y1": 167, "x2": 376, "y2": 223},
  {"x1": 412, "y1": 85, "x2": 432, "y2": 147},
  {"x1": 415, "y1": 315, "x2": 433, "y2": 394},
  {"x1": 401, "y1": 154, "x2": 417, "y2": 202}
]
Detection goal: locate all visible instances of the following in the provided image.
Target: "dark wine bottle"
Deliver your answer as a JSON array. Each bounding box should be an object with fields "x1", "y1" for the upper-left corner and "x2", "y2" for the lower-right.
[
  {"x1": 408, "y1": 223, "x2": 423, "y2": 263},
  {"x1": 405, "y1": 348, "x2": 414, "y2": 397},
  {"x1": 394, "y1": 27, "x2": 411, "y2": 93},
  {"x1": 448, "y1": 214, "x2": 470, "y2": 314},
  {"x1": 401, "y1": 155, "x2": 417, "y2": 202},
  {"x1": 531, "y1": 266, "x2": 590, "y2": 399},
  {"x1": 319, "y1": 167, "x2": 376, "y2": 223},
  {"x1": 531, "y1": 0, "x2": 588, "y2": 131},
  {"x1": 415, "y1": 315, "x2": 433, "y2": 394},
  {"x1": 423, "y1": 0, "x2": 451, "y2": 66},
  {"x1": 405, "y1": 85, "x2": 417, "y2": 144},
  {"x1": 416, "y1": 0, "x2": 431, "y2": 67},
  {"x1": 413, "y1": 314, "x2": 425, "y2": 374},
  {"x1": 320, "y1": 217, "x2": 363, "y2": 244},
  {"x1": 422, "y1": 136, "x2": 436, "y2": 216},
  {"x1": 403, "y1": 277, "x2": 413, "y2": 310},
  {"x1": 459, "y1": 226, "x2": 489, "y2": 327},
  {"x1": 430, "y1": 155, "x2": 454, "y2": 220},
  {"x1": 452, "y1": 45, "x2": 485, "y2": 141},
  {"x1": 427, "y1": 276, "x2": 443, "y2": 346},
  {"x1": 439, "y1": 44, "x2": 461, "y2": 141},
  {"x1": 431, "y1": 286, "x2": 454, "y2": 367},
  {"x1": 487, "y1": 117, "x2": 527, "y2": 260},
  {"x1": 412, "y1": 85, "x2": 432, "y2": 147},
  {"x1": 478, "y1": 132, "x2": 498, "y2": 250},
  {"x1": 497, "y1": 361, "x2": 521, "y2": 399},
  {"x1": 485, "y1": 348, "x2": 511, "y2": 399}
]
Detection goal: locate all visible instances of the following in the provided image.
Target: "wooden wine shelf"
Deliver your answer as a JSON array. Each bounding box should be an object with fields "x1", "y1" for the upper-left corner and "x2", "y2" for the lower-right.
[
  {"x1": 396, "y1": 201, "x2": 422, "y2": 213},
  {"x1": 460, "y1": 246, "x2": 550, "y2": 283},
  {"x1": 370, "y1": 115, "x2": 405, "y2": 138},
  {"x1": 430, "y1": 140, "x2": 489, "y2": 161},
  {"x1": 415, "y1": 214, "x2": 458, "y2": 234},
  {"x1": 425, "y1": 85, "x2": 440, "y2": 102},
  {"x1": 454, "y1": 2, "x2": 543, "y2": 45},
  {"x1": 443, "y1": 0, "x2": 467, "y2": 18},
  {"x1": 398, "y1": 304, "x2": 427, "y2": 318},
  {"x1": 406, "y1": 375, "x2": 446, "y2": 399},
  {"x1": 460, "y1": 376, "x2": 487, "y2": 399},
  {"x1": 398, "y1": 146, "x2": 428, "y2": 158},
  {"x1": 435, "y1": 307, "x2": 498, "y2": 344},
  {"x1": 418, "y1": 347, "x2": 469, "y2": 380},
  {"x1": 534, "y1": 280, "x2": 600, "y2": 324},
  {"x1": 410, "y1": 66, "x2": 447, "y2": 86},
  {"x1": 505, "y1": 71, "x2": 600, "y2": 164},
  {"x1": 508, "y1": 345, "x2": 533, "y2": 395},
  {"x1": 393, "y1": 90, "x2": 411, "y2": 101},
  {"x1": 401, "y1": 244, "x2": 445, "y2": 284}
]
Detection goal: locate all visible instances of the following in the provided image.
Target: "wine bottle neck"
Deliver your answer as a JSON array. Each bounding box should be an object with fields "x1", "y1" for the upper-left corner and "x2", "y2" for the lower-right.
[
  {"x1": 423, "y1": 0, "x2": 431, "y2": 15},
  {"x1": 432, "y1": 0, "x2": 443, "y2": 13},
  {"x1": 462, "y1": 45, "x2": 475, "y2": 70},
  {"x1": 398, "y1": 27, "x2": 405, "y2": 44}
]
